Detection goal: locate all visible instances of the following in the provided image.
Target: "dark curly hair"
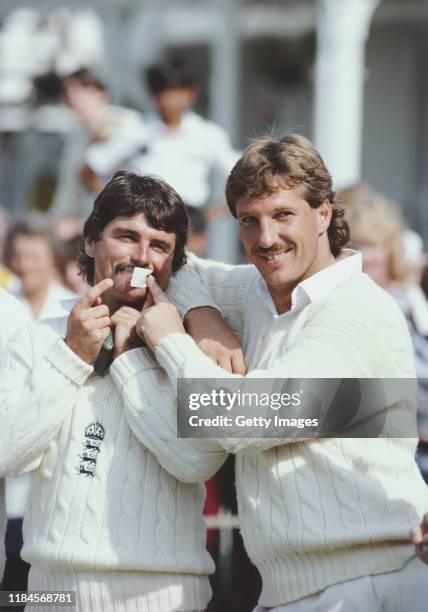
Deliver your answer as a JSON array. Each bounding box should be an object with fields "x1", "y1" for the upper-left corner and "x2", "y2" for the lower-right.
[
  {"x1": 78, "y1": 172, "x2": 188, "y2": 285},
  {"x1": 226, "y1": 134, "x2": 350, "y2": 257}
]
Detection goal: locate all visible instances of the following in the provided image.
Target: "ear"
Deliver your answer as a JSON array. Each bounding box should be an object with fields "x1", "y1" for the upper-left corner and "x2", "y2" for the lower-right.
[
  {"x1": 84, "y1": 237, "x2": 95, "y2": 257},
  {"x1": 317, "y1": 199, "x2": 332, "y2": 235}
]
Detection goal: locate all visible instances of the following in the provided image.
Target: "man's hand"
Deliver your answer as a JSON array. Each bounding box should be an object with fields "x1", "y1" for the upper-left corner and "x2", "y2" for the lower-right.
[
  {"x1": 65, "y1": 278, "x2": 113, "y2": 364},
  {"x1": 111, "y1": 306, "x2": 143, "y2": 358},
  {"x1": 136, "y1": 275, "x2": 185, "y2": 351},
  {"x1": 410, "y1": 512, "x2": 428, "y2": 563},
  {"x1": 185, "y1": 307, "x2": 246, "y2": 375}
]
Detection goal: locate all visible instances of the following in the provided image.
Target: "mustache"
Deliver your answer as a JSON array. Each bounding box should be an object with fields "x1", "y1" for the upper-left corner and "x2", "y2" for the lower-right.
[
  {"x1": 115, "y1": 263, "x2": 134, "y2": 274},
  {"x1": 253, "y1": 245, "x2": 290, "y2": 256},
  {"x1": 114, "y1": 263, "x2": 156, "y2": 279}
]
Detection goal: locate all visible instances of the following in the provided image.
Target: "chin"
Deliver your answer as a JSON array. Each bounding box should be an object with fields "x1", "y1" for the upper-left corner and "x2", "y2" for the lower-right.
[
  {"x1": 127, "y1": 288, "x2": 148, "y2": 301},
  {"x1": 267, "y1": 269, "x2": 300, "y2": 289},
  {"x1": 115, "y1": 284, "x2": 147, "y2": 302}
]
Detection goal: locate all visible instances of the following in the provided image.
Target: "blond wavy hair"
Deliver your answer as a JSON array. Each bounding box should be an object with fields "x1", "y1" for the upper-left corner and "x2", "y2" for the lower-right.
[{"x1": 340, "y1": 183, "x2": 405, "y2": 282}]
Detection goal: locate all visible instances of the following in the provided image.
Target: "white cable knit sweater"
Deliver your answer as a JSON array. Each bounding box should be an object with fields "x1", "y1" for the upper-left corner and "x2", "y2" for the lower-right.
[
  {"x1": 0, "y1": 315, "x2": 226, "y2": 610},
  {"x1": 137, "y1": 254, "x2": 428, "y2": 607},
  {"x1": 0, "y1": 288, "x2": 29, "y2": 581}
]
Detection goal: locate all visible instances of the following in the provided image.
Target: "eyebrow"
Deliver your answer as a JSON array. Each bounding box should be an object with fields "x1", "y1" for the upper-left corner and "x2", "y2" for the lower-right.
[
  {"x1": 237, "y1": 205, "x2": 297, "y2": 218},
  {"x1": 150, "y1": 238, "x2": 173, "y2": 250},
  {"x1": 111, "y1": 226, "x2": 139, "y2": 235},
  {"x1": 111, "y1": 226, "x2": 173, "y2": 249}
]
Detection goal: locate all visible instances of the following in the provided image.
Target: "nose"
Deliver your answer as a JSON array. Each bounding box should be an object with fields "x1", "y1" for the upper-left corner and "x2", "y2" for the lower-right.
[
  {"x1": 131, "y1": 240, "x2": 150, "y2": 266},
  {"x1": 257, "y1": 218, "x2": 278, "y2": 249}
]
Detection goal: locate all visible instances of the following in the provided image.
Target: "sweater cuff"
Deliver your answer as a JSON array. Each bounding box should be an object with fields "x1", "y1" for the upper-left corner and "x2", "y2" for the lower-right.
[
  {"x1": 110, "y1": 347, "x2": 158, "y2": 388},
  {"x1": 166, "y1": 263, "x2": 220, "y2": 318},
  {"x1": 45, "y1": 338, "x2": 93, "y2": 386},
  {"x1": 155, "y1": 333, "x2": 203, "y2": 380}
]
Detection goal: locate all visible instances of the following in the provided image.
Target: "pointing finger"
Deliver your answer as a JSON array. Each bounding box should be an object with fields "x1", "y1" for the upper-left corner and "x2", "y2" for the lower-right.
[
  {"x1": 78, "y1": 278, "x2": 113, "y2": 309},
  {"x1": 141, "y1": 289, "x2": 155, "y2": 312},
  {"x1": 146, "y1": 275, "x2": 170, "y2": 305}
]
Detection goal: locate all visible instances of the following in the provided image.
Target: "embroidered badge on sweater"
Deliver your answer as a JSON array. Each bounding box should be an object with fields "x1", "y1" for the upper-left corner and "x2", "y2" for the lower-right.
[{"x1": 77, "y1": 422, "x2": 105, "y2": 477}]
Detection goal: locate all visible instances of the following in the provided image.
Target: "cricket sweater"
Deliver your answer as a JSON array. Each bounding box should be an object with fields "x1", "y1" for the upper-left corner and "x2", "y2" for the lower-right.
[
  {"x1": 142, "y1": 253, "x2": 428, "y2": 606},
  {"x1": 0, "y1": 316, "x2": 227, "y2": 611}
]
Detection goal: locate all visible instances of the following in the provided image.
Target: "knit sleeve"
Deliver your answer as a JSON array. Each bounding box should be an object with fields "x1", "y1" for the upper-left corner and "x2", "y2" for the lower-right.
[
  {"x1": 110, "y1": 348, "x2": 228, "y2": 483},
  {"x1": 153, "y1": 296, "x2": 415, "y2": 453},
  {"x1": 0, "y1": 325, "x2": 93, "y2": 476},
  {"x1": 167, "y1": 253, "x2": 255, "y2": 339}
]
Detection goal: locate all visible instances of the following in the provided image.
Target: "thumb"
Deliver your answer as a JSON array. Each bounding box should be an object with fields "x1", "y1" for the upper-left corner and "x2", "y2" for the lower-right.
[
  {"x1": 141, "y1": 288, "x2": 155, "y2": 312},
  {"x1": 146, "y1": 275, "x2": 170, "y2": 305}
]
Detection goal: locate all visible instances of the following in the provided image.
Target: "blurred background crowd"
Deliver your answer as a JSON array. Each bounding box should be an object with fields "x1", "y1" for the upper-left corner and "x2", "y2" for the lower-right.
[{"x1": 1, "y1": 0, "x2": 428, "y2": 610}]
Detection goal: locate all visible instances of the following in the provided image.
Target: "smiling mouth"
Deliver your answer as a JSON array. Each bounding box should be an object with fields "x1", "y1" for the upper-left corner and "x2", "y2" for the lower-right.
[{"x1": 258, "y1": 248, "x2": 292, "y2": 262}]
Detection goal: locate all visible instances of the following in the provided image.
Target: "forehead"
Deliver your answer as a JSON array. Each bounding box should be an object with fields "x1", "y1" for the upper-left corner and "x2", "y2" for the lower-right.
[
  {"x1": 103, "y1": 213, "x2": 176, "y2": 244},
  {"x1": 13, "y1": 234, "x2": 50, "y2": 250},
  {"x1": 236, "y1": 187, "x2": 310, "y2": 216},
  {"x1": 157, "y1": 85, "x2": 195, "y2": 96}
]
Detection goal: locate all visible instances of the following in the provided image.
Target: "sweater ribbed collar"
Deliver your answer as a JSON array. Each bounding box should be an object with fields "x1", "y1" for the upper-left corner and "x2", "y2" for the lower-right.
[{"x1": 257, "y1": 249, "x2": 362, "y2": 317}]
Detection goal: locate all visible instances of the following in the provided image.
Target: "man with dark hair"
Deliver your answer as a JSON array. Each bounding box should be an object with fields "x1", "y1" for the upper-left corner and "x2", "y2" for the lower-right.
[
  {"x1": 118, "y1": 134, "x2": 428, "y2": 611},
  {"x1": 78, "y1": 171, "x2": 188, "y2": 287},
  {"x1": 0, "y1": 172, "x2": 228, "y2": 612}
]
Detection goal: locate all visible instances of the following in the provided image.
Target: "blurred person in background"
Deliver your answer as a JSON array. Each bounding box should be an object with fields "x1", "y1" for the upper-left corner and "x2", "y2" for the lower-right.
[
  {"x1": 54, "y1": 234, "x2": 88, "y2": 296},
  {"x1": 50, "y1": 215, "x2": 88, "y2": 297},
  {"x1": 50, "y1": 68, "x2": 146, "y2": 217},
  {"x1": 397, "y1": 229, "x2": 428, "y2": 339},
  {"x1": 343, "y1": 184, "x2": 428, "y2": 483},
  {"x1": 420, "y1": 259, "x2": 428, "y2": 301},
  {"x1": 340, "y1": 183, "x2": 405, "y2": 289},
  {"x1": 0, "y1": 290, "x2": 28, "y2": 592},
  {"x1": 83, "y1": 58, "x2": 239, "y2": 225},
  {"x1": 0, "y1": 208, "x2": 10, "y2": 289},
  {"x1": 4, "y1": 219, "x2": 76, "y2": 321},
  {"x1": 2, "y1": 219, "x2": 77, "y2": 597},
  {"x1": 0, "y1": 208, "x2": 19, "y2": 292},
  {"x1": 186, "y1": 207, "x2": 208, "y2": 257},
  {"x1": 51, "y1": 214, "x2": 83, "y2": 242}
]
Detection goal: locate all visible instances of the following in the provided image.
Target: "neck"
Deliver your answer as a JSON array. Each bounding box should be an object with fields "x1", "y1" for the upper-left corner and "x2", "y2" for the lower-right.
[
  {"x1": 271, "y1": 249, "x2": 337, "y2": 314},
  {"x1": 102, "y1": 295, "x2": 144, "y2": 315},
  {"x1": 25, "y1": 284, "x2": 50, "y2": 320},
  {"x1": 161, "y1": 114, "x2": 182, "y2": 131},
  {"x1": 273, "y1": 292, "x2": 292, "y2": 315},
  {"x1": 166, "y1": 119, "x2": 181, "y2": 131}
]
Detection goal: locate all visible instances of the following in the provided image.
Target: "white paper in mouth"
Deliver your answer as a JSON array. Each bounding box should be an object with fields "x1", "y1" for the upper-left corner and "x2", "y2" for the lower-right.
[{"x1": 130, "y1": 267, "x2": 153, "y2": 288}]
